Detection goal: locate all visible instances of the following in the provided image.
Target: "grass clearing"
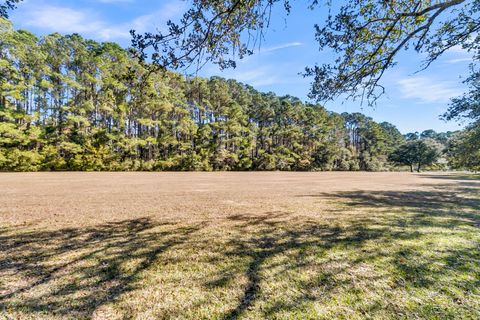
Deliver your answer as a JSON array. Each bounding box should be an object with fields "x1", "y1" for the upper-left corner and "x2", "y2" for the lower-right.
[{"x1": 0, "y1": 172, "x2": 479, "y2": 319}]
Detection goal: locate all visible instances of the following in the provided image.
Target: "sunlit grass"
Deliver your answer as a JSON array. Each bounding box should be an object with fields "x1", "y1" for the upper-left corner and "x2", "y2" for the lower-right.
[{"x1": 1, "y1": 174, "x2": 479, "y2": 319}]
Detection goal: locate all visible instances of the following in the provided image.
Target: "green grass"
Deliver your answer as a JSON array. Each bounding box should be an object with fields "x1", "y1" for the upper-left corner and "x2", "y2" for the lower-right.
[{"x1": 1, "y1": 176, "x2": 479, "y2": 319}]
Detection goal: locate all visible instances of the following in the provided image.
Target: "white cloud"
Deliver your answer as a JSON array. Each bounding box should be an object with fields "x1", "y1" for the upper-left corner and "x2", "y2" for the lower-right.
[
  {"x1": 258, "y1": 42, "x2": 303, "y2": 54},
  {"x1": 200, "y1": 41, "x2": 306, "y2": 87},
  {"x1": 448, "y1": 45, "x2": 468, "y2": 54},
  {"x1": 209, "y1": 60, "x2": 307, "y2": 88},
  {"x1": 225, "y1": 67, "x2": 282, "y2": 87},
  {"x1": 444, "y1": 44, "x2": 473, "y2": 64},
  {"x1": 128, "y1": 3, "x2": 184, "y2": 34},
  {"x1": 446, "y1": 57, "x2": 473, "y2": 64},
  {"x1": 21, "y1": 5, "x2": 104, "y2": 34},
  {"x1": 397, "y1": 76, "x2": 463, "y2": 103},
  {"x1": 14, "y1": 0, "x2": 185, "y2": 41}
]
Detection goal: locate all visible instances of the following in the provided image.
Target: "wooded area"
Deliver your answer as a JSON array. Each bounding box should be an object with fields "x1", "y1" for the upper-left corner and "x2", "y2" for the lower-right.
[{"x1": 0, "y1": 18, "x2": 468, "y2": 172}]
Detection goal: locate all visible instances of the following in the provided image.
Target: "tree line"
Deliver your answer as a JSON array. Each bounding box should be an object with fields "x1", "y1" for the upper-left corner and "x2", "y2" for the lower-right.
[{"x1": 0, "y1": 19, "x2": 472, "y2": 172}]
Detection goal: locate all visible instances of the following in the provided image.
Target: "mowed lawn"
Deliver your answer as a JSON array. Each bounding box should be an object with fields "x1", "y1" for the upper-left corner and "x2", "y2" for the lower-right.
[{"x1": 0, "y1": 172, "x2": 479, "y2": 319}]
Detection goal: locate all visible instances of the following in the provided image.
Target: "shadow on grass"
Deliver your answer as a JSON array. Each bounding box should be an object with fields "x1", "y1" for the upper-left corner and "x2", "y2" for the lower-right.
[
  {"x1": 0, "y1": 218, "x2": 203, "y2": 318},
  {"x1": 1, "y1": 183, "x2": 479, "y2": 319},
  {"x1": 420, "y1": 173, "x2": 480, "y2": 182},
  {"x1": 219, "y1": 185, "x2": 480, "y2": 319}
]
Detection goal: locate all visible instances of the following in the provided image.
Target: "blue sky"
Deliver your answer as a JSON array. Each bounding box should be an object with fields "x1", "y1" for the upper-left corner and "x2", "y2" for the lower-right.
[{"x1": 9, "y1": 0, "x2": 474, "y2": 133}]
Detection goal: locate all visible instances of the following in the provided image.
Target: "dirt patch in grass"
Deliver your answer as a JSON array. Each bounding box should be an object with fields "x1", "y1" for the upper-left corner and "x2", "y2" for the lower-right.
[{"x1": 0, "y1": 172, "x2": 479, "y2": 319}]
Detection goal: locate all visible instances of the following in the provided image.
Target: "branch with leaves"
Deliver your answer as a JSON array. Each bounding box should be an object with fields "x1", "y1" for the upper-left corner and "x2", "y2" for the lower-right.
[
  {"x1": 0, "y1": 0, "x2": 22, "y2": 18},
  {"x1": 131, "y1": 0, "x2": 293, "y2": 71},
  {"x1": 306, "y1": 0, "x2": 479, "y2": 104},
  {"x1": 132, "y1": 0, "x2": 479, "y2": 106}
]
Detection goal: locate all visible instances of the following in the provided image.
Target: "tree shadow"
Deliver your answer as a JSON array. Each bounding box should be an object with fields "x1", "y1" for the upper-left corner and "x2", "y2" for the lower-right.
[
  {"x1": 421, "y1": 174, "x2": 480, "y2": 181},
  {"x1": 1, "y1": 184, "x2": 479, "y2": 319},
  {"x1": 217, "y1": 186, "x2": 480, "y2": 319},
  {"x1": 0, "y1": 218, "x2": 203, "y2": 318},
  {"x1": 420, "y1": 174, "x2": 480, "y2": 188},
  {"x1": 299, "y1": 181, "x2": 480, "y2": 224}
]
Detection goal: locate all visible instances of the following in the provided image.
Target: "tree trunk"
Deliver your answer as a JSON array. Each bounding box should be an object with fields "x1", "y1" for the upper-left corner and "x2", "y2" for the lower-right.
[{"x1": 410, "y1": 164, "x2": 413, "y2": 172}]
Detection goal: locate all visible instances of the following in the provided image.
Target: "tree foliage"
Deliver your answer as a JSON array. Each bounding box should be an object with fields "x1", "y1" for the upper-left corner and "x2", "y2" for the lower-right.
[
  {"x1": 128, "y1": 0, "x2": 479, "y2": 106},
  {"x1": 131, "y1": 0, "x2": 291, "y2": 70},
  {"x1": 0, "y1": 19, "x2": 416, "y2": 172},
  {"x1": 389, "y1": 140, "x2": 441, "y2": 172},
  {"x1": 0, "y1": 0, "x2": 21, "y2": 18},
  {"x1": 444, "y1": 65, "x2": 480, "y2": 123},
  {"x1": 307, "y1": 0, "x2": 479, "y2": 103},
  {"x1": 446, "y1": 127, "x2": 480, "y2": 171}
]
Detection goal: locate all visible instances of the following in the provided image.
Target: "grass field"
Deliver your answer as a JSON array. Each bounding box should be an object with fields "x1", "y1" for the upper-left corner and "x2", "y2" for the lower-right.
[{"x1": 0, "y1": 172, "x2": 479, "y2": 319}]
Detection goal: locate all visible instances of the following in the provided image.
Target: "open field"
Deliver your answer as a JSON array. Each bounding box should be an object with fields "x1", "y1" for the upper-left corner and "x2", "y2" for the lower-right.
[{"x1": 0, "y1": 172, "x2": 479, "y2": 319}]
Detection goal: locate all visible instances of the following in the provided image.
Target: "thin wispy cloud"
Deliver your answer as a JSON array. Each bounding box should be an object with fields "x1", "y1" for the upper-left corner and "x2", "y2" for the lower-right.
[
  {"x1": 446, "y1": 57, "x2": 473, "y2": 64},
  {"x1": 397, "y1": 76, "x2": 463, "y2": 104},
  {"x1": 448, "y1": 45, "x2": 468, "y2": 54},
  {"x1": 444, "y1": 44, "x2": 473, "y2": 64},
  {"x1": 14, "y1": 0, "x2": 185, "y2": 41},
  {"x1": 20, "y1": 5, "x2": 104, "y2": 35},
  {"x1": 212, "y1": 60, "x2": 308, "y2": 88},
  {"x1": 201, "y1": 40, "x2": 306, "y2": 88},
  {"x1": 225, "y1": 67, "x2": 282, "y2": 87},
  {"x1": 258, "y1": 42, "x2": 303, "y2": 54},
  {"x1": 208, "y1": 42, "x2": 306, "y2": 88},
  {"x1": 228, "y1": 41, "x2": 304, "y2": 65},
  {"x1": 128, "y1": 2, "x2": 186, "y2": 35}
]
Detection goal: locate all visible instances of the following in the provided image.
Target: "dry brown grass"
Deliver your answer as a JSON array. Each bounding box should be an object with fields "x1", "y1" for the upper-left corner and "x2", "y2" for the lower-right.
[{"x1": 0, "y1": 172, "x2": 479, "y2": 319}]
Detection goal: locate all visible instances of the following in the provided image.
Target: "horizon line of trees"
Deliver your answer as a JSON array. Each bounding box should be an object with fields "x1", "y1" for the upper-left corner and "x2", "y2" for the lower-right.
[{"x1": 0, "y1": 19, "x2": 471, "y2": 172}]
